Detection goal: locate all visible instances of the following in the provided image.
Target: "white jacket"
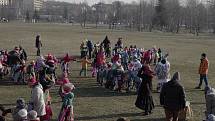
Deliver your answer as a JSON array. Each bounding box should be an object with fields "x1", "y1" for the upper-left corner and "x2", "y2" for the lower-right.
[{"x1": 31, "y1": 83, "x2": 46, "y2": 116}]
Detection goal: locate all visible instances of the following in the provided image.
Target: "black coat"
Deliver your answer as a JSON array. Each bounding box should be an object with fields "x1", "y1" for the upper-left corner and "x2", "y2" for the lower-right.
[{"x1": 160, "y1": 80, "x2": 186, "y2": 111}]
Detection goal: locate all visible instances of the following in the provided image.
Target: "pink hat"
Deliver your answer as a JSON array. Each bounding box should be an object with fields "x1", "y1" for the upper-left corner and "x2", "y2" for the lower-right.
[
  {"x1": 63, "y1": 83, "x2": 75, "y2": 93},
  {"x1": 28, "y1": 77, "x2": 37, "y2": 86}
]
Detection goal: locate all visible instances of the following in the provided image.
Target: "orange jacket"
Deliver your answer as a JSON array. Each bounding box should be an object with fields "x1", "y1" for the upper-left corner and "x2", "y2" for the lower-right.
[{"x1": 199, "y1": 58, "x2": 209, "y2": 74}]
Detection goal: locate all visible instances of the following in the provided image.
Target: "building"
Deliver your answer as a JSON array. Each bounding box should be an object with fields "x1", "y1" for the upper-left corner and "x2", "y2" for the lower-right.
[
  {"x1": 0, "y1": 0, "x2": 24, "y2": 19},
  {"x1": 23, "y1": 0, "x2": 44, "y2": 11},
  {"x1": 0, "y1": 0, "x2": 9, "y2": 5},
  {"x1": 34, "y1": 0, "x2": 43, "y2": 10}
]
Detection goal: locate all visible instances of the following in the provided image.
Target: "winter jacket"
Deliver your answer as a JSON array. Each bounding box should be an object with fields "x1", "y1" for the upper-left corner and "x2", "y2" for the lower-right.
[
  {"x1": 155, "y1": 61, "x2": 170, "y2": 81},
  {"x1": 63, "y1": 92, "x2": 74, "y2": 107},
  {"x1": 199, "y1": 58, "x2": 209, "y2": 75},
  {"x1": 160, "y1": 80, "x2": 186, "y2": 111},
  {"x1": 206, "y1": 88, "x2": 215, "y2": 116},
  {"x1": 30, "y1": 83, "x2": 46, "y2": 117}
]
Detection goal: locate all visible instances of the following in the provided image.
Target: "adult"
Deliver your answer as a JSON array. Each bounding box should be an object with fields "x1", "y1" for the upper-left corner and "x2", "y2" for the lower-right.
[
  {"x1": 35, "y1": 35, "x2": 42, "y2": 56},
  {"x1": 160, "y1": 72, "x2": 186, "y2": 121},
  {"x1": 102, "y1": 36, "x2": 111, "y2": 50},
  {"x1": 28, "y1": 79, "x2": 46, "y2": 120},
  {"x1": 116, "y1": 38, "x2": 123, "y2": 49},
  {"x1": 102, "y1": 36, "x2": 111, "y2": 57},
  {"x1": 135, "y1": 62, "x2": 154, "y2": 115},
  {"x1": 195, "y1": 53, "x2": 209, "y2": 89},
  {"x1": 86, "y1": 40, "x2": 94, "y2": 59},
  {"x1": 19, "y1": 45, "x2": 27, "y2": 61},
  {"x1": 205, "y1": 87, "x2": 215, "y2": 118},
  {"x1": 154, "y1": 59, "x2": 170, "y2": 92}
]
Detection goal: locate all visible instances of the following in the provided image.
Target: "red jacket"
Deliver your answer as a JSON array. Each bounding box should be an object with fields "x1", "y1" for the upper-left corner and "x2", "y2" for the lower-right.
[{"x1": 199, "y1": 58, "x2": 209, "y2": 74}]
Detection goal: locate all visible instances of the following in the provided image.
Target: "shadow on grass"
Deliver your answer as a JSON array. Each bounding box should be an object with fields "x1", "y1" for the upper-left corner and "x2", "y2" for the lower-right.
[
  {"x1": 131, "y1": 118, "x2": 165, "y2": 121},
  {"x1": 0, "y1": 79, "x2": 26, "y2": 86},
  {"x1": 76, "y1": 112, "x2": 142, "y2": 120},
  {"x1": 74, "y1": 86, "x2": 137, "y2": 98}
]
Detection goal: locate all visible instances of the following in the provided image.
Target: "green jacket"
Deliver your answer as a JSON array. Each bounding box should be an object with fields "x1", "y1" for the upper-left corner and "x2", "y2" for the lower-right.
[{"x1": 63, "y1": 92, "x2": 74, "y2": 107}]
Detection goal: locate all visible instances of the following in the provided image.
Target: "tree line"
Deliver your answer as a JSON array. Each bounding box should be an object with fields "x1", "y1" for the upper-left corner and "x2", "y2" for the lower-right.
[{"x1": 1, "y1": 0, "x2": 215, "y2": 35}]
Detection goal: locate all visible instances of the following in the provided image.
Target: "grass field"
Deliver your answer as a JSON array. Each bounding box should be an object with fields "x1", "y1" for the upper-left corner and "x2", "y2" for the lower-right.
[{"x1": 0, "y1": 23, "x2": 215, "y2": 121}]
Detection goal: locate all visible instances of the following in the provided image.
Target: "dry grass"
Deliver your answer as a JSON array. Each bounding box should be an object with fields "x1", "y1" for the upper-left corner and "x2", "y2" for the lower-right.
[{"x1": 0, "y1": 23, "x2": 215, "y2": 121}]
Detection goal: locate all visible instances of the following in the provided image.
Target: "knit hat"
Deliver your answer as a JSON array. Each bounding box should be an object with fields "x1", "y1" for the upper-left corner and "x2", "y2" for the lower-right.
[
  {"x1": 172, "y1": 72, "x2": 180, "y2": 81},
  {"x1": 18, "y1": 109, "x2": 27, "y2": 118},
  {"x1": 28, "y1": 110, "x2": 39, "y2": 120},
  {"x1": 16, "y1": 98, "x2": 25, "y2": 109},
  {"x1": 28, "y1": 77, "x2": 37, "y2": 86},
  {"x1": 207, "y1": 114, "x2": 215, "y2": 121},
  {"x1": 63, "y1": 83, "x2": 75, "y2": 93},
  {"x1": 207, "y1": 87, "x2": 215, "y2": 96}
]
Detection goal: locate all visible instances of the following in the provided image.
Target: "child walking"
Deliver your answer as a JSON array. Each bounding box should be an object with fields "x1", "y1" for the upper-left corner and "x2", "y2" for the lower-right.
[
  {"x1": 58, "y1": 83, "x2": 75, "y2": 121},
  {"x1": 79, "y1": 56, "x2": 91, "y2": 77}
]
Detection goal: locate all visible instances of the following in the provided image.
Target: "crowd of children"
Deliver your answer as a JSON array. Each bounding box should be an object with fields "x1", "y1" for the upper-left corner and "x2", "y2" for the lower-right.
[
  {"x1": 80, "y1": 37, "x2": 169, "y2": 93},
  {"x1": 0, "y1": 35, "x2": 214, "y2": 121}
]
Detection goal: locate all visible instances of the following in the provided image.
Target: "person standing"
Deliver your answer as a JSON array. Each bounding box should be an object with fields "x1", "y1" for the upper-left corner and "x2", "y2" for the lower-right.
[
  {"x1": 28, "y1": 79, "x2": 46, "y2": 120},
  {"x1": 35, "y1": 35, "x2": 42, "y2": 56},
  {"x1": 160, "y1": 72, "x2": 186, "y2": 121},
  {"x1": 195, "y1": 53, "x2": 209, "y2": 89},
  {"x1": 79, "y1": 56, "x2": 91, "y2": 77},
  {"x1": 86, "y1": 40, "x2": 94, "y2": 59},
  {"x1": 135, "y1": 62, "x2": 155, "y2": 115},
  {"x1": 154, "y1": 59, "x2": 170, "y2": 93}
]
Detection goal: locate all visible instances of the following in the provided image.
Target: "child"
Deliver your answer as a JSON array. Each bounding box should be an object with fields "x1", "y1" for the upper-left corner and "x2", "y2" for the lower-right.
[
  {"x1": 79, "y1": 56, "x2": 91, "y2": 77},
  {"x1": 91, "y1": 57, "x2": 97, "y2": 77},
  {"x1": 43, "y1": 101, "x2": 53, "y2": 121},
  {"x1": 27, "y1": 110, "x2": 40, "y2": 121},
  {"x1": 57, "y1": 73, "x2": 70, "y2": 100},
  {"x1": 26, "y1": 61, "x2": 36, "y2": 83},
  {"x1": 3, "y1": 98, "x2": 27, "y2": 121},
  {"x1": 113, "y1": 64, "x2": 124, "y2": 92},
  {"x1": 60, "y1": 53, "x2": 76, "y2": 75},
  {"x1": 13, "y1": 61, "x2": 25, "y2": 84},
  {"x1": 58, "y1": 83, "x2": 75, "y2": 121}
]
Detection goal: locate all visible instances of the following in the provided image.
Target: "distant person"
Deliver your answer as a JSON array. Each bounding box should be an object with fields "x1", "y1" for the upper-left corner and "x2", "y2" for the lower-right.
[
  {"x1": 86, "y1": 40, "x2": 94, "y2": 59},
  {"x1": 79, "y1": 56, "x2": 91, "y2": 77},
  {"x1": 195, "y1": 53, "x2": 209, "y2": 89},
  {"x1": 135, "y1": 62, "x2": 155, "y2": 115},
  {"x1": 154, "y1": 58, "x2": 170, "y2": 93},
  {"x1": 19, "y1": 45, "x2": 27, "y2": 61},
  {"x1": 102, "y1": 36, "x2": 111, "y2": 57},
  {"x1": 116, "y1": 38, "x2": 123, "y2": 49},
  {"x1": 35, "y1": 35, "x2": 42, "y2": 56},
  {"x1": 80, "y1": 41, "x2": 88, "y2": 58},
  {"x1": 160, "y1": 72, "x2": 186, "y2": 121}
]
